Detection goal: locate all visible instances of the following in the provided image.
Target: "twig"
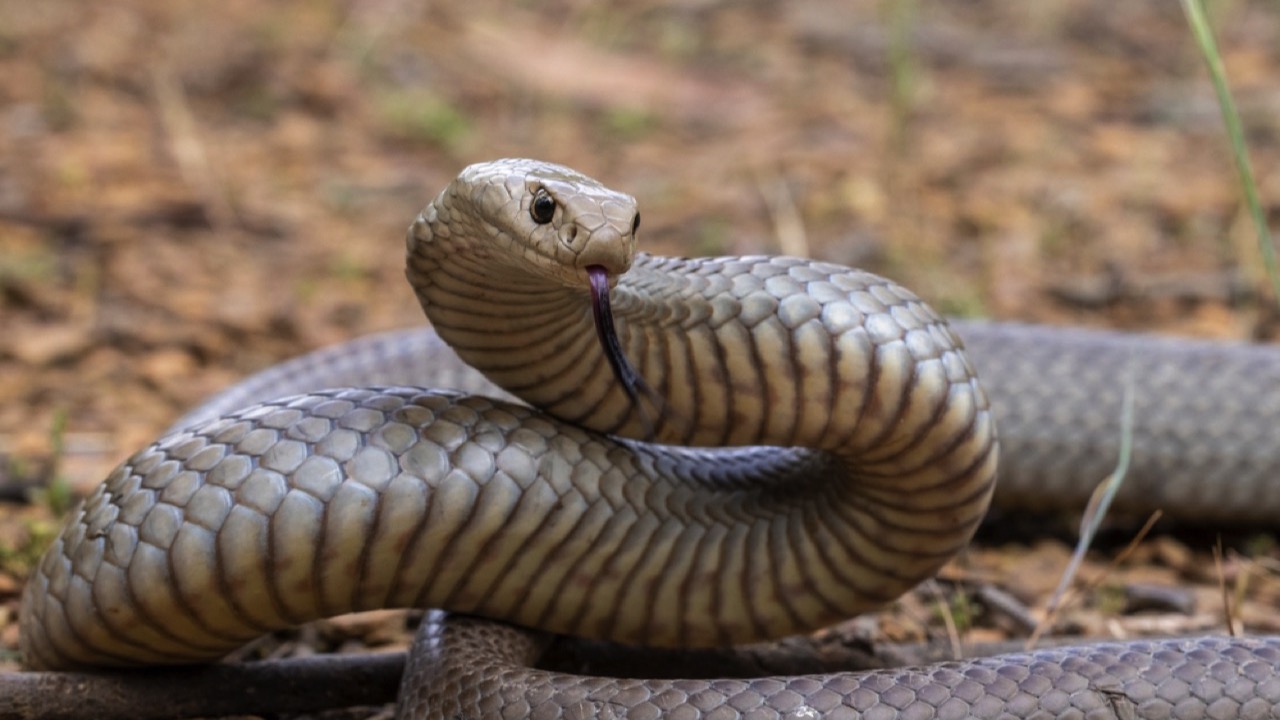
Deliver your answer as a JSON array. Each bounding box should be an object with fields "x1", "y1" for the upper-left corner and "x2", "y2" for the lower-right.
[
  {"x1": 1028, "y1": 368, "x2": 1139, "y2": 647},
  {"x1": 1027, "y1": 511, "x2": 1161, "y2": 650},
  {"x1": 1213, "y1": 539, "x2": 1238, "y2": 637},
  {"x1": 754, "y1": 168, "x2": 809, "y2": 258},
  {"x1": 149, "y1": 65, "x2": 238, "y2": 231},
  {"x1": 924, "y1": 579, "x2": 964, "y2": 660}
]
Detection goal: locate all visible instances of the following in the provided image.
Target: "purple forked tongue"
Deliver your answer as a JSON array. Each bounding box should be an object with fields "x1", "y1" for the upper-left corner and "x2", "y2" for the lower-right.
[{"x1": 587, "y1": 265, "x2": 649, "y2": 411}]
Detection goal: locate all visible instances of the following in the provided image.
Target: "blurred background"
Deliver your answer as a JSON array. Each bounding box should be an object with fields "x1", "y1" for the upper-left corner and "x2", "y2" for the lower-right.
[
  {"x1": 4, "y1": 0, "x2": 1280, "y2": 460},
  {"x1": 2, "y1": 0, "x2": 1279, "y2": 668}
]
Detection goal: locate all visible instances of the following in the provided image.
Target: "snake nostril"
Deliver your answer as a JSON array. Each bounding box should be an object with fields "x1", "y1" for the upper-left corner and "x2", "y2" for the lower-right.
[{"x1": 564, "y1": 224, "x2": 578, "y2": 245}]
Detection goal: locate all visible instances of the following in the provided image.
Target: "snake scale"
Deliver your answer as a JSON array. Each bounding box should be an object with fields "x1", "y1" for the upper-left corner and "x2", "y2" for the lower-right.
[{"x1": 18, "y1": 159, "x2": 1280, "y2": 719}]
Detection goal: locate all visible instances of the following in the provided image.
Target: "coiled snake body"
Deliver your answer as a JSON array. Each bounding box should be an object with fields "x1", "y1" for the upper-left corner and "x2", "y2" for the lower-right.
[{"x1": 19, "y1": 160, "x2": 1280, "y2": 718}]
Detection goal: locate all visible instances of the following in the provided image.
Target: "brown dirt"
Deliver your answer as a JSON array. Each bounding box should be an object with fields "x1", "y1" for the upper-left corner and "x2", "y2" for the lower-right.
[{"x1": 2, "y1": 0, "x2": 1280, "y2": 715}]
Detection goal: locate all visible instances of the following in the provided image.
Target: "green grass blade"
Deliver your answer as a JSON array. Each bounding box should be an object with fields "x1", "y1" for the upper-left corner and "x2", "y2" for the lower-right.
[{"x1": 1180, "y1": 0, "x2": 1279, "y2": 302}]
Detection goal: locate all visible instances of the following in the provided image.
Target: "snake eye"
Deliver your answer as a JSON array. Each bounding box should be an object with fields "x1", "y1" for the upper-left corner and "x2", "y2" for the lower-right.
[
  {"x1": 530, "y1": 190, "x2": 556, "y2": 224},
  {"x1": 631, "y1": 212, "x2": 640, "y2": 235}
]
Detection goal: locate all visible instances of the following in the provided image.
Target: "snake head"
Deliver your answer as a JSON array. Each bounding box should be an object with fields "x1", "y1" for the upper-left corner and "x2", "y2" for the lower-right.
[
  {"x1": 408, "y1": 159, "x2": 660, "y2": 433},
  {"x1": 445, "y1": 158, "x2": 641, "y2": 286}
]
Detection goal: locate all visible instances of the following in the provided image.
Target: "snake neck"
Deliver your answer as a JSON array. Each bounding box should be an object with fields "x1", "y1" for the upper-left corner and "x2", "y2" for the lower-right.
[{"x1": 406, "y1": 221, "x2": 621, "y2": 428}]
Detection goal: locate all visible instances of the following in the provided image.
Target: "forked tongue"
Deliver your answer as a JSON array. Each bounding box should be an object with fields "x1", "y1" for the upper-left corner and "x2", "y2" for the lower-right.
[{"x1": 587, "y1": 265, "x2": 660, "y2": 437}]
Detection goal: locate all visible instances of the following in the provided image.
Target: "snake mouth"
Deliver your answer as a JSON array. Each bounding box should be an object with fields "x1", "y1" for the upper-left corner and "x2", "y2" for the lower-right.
[{"x1": 587, "y1": 265, "x2": 652, "y2": 419}]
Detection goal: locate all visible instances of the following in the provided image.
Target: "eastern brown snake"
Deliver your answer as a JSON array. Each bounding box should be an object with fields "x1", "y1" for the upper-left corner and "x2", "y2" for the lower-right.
[{"x1": 20, "y1": 159, "x2": 1280, "y2": 719}]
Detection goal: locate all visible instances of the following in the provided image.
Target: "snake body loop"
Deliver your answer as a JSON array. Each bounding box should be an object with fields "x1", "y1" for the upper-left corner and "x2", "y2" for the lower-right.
[{"x1": 19, "y1": 159, "x2": 1280, "y2": 719}]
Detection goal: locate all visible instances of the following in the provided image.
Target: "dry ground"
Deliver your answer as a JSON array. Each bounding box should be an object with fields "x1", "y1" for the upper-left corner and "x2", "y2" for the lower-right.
[{"x1": 2, "y1": 0, "x2": 1280, "y2": 715}]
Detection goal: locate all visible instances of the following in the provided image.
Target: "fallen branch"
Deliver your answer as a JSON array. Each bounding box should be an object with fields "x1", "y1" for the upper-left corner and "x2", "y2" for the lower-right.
[{"x1": 0, "y1": 652, "x2": 405, "y2": 720}]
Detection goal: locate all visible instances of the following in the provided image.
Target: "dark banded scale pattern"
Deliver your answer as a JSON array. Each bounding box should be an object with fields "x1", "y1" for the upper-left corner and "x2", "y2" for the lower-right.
[
  {"x1": 169, "y1": 321, "x2": 1280, "y2": 525},
  {"x1": 24, "y1": 197, "x2": 997, "y2": 667},
  {"x1": 26, "y1": 385, "x2": 980, "y2": 668},
  {"x1": 18, "y1": 159, "x2": 1280, "y2": 719}
]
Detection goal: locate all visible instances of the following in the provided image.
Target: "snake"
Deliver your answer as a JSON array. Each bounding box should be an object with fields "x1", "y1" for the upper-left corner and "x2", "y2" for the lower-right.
[{"x1": 17, "y1": 159, "x2": 1280, "y2": 719}]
